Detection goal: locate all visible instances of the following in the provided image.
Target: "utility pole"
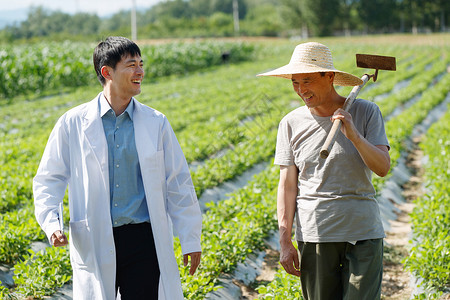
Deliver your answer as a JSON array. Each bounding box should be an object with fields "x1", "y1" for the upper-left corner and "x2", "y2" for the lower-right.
[
  {"x1": 233, "y1": 0, "x2": 240, "y2": 36},
  {"x1": 131, "y1": 0, "x2": 137, "y2": 41}
]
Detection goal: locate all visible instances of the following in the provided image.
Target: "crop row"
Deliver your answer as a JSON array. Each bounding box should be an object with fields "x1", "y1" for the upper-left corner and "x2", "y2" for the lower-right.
[
  {"x1": 0, "y1": 41, "x2": 255, "y2": 101},
  {"x1": 404, "y1": 104, "x2": 450, "y2": 298},
  {"x1": 378, "y1": 59, "x2": 449, "y2": 118},
  {"x1": 1, "y1": 42, "x2": 447, "y2": 298},
  {"x1": 0, "y1": 45, "x2": 432, "y2": 294}
]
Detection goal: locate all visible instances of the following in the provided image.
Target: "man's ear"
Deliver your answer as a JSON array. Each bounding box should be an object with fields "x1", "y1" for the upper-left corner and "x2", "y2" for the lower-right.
[
  {"x1": 326, "y1": 72, "x2": 335, "y2": 83},
  {"x1": 101, "y1": 66, "x2": 112, "y2": 81}
]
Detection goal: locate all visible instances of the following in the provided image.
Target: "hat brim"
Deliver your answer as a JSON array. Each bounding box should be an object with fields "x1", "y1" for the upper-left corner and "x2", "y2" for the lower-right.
[{"x1": 257, "y1": 63, "x2": 363, "y2": 86}]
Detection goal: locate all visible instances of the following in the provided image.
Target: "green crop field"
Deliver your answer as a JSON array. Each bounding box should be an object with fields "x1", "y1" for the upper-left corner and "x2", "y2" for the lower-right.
[{"x1": 0, "y1": 34, "x2": 449, "y2": 299}]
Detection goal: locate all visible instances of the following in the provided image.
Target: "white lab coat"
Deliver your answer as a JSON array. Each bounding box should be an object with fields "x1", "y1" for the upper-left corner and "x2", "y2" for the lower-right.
[{"x1": 33, "y1": 94, "x2": 202, "y2": 300}]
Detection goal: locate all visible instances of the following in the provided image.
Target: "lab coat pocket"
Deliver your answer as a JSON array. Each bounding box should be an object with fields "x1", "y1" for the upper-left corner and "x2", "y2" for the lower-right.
[{"x1": 69, "y1": 219, "x2": 95, "y2": 270}]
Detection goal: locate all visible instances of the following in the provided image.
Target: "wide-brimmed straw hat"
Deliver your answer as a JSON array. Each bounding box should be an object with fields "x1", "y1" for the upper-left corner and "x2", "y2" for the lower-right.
[{"x1": 257, "y1": 42, "x2": 363, "y2": 86}]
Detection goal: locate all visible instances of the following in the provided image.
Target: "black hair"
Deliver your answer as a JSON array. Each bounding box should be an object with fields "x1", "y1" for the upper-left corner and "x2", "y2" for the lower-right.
[{"x1": 93, "y1": 36, "x2": 141, "y2": 86}]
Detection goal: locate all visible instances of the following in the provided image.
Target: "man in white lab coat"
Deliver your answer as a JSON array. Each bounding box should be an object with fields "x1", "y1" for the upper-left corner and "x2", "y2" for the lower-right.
[{"x1": 33, "y1": 36, "x2": 202, "y2": 299}]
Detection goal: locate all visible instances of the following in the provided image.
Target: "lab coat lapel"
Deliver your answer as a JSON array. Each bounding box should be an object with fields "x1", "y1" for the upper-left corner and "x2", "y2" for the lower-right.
[
  {"x1": 82, "y1": 96, "x2": 108, "y2": 171},
  {"x1": 133, "y1": 98, "x2": 158, "y2": 155},
  {"x1": 133, "y1": 99, "x2": 185, "y2": 299}
]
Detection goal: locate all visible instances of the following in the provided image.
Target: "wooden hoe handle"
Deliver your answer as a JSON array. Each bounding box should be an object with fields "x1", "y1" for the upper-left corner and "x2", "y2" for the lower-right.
[{"x1": 319, "y1": 74, "x2": 370, "y2": 159}]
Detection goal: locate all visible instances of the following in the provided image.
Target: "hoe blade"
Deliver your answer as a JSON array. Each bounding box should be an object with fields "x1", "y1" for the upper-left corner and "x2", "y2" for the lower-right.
[{"x1": 356, "y1": 54, "x2": 396, "y2": 71}]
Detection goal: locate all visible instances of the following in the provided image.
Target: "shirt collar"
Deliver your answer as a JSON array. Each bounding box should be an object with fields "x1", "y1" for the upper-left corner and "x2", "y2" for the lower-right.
[
  {"x1": 124, "y1": 98, "x2": 134, "y2": 120},
  {"x1": 99, "y1": 93, "x2": 134, "y2": 120}
]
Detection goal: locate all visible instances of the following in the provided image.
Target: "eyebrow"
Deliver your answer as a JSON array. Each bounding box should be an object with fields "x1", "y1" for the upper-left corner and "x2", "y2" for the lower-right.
[{"x1": 125, "y1": 58, "x2": 144, "y2": 64}]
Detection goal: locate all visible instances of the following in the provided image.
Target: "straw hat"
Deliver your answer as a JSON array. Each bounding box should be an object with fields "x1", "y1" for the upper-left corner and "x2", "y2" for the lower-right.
[{"x1": 257, "y1": 42, "x2": 363, "y2": 86}]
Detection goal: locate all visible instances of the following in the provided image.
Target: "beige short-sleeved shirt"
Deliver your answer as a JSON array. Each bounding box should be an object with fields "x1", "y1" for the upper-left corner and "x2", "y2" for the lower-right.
[{"x1": 275, "y1": 99, "x2": 389, "y2": 242}]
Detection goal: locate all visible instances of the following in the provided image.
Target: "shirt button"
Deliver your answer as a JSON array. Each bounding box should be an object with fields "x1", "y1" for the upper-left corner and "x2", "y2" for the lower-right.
[
  {"x1": 114, "y1": 221, "x2": 117, "y2": 225},
  {"x1": 116, "y1": 164, "x2": 119, "y2": 168},
  {"x1": 116, "y1": 144, "x2": 120, "y2": 148},
  {"x1": 114, "y1": 203, "x2": 118, "y2": 207},
  {"x1": 116, "y1": 184, "x2": 119, "y2": 188}
]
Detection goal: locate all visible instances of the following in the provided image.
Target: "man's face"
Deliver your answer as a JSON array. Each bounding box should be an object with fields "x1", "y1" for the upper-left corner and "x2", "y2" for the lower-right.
[
  {"x1": 291, "y1": 72, "x2": 334, "y2": 109},
  {"x1": 108, "y1": 54, "x2": 144, "y2": 99}
]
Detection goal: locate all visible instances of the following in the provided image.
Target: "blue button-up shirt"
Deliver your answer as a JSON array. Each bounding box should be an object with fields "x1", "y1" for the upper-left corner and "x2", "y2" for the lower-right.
[{"x1": 99, "y1": 94, "x2": 149, "y2": 227}]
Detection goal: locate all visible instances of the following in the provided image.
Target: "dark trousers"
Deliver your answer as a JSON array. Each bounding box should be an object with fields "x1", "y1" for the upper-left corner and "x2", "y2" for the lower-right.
[
  {"x1": 298, "y1": 239, "x2": 383, "y2": 300},
  {"x1": 113, "y1": 222, "x2": 160, "y2": 299}
]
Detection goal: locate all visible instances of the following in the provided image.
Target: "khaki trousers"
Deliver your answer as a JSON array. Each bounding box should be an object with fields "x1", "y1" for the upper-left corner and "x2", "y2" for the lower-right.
[{"x1": 297, "y1": 239, "x2": 383, "y2": 300}]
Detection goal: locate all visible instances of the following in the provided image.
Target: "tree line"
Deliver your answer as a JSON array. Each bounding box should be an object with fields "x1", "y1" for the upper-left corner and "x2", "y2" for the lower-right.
[{"x1": 0, "y1": 0, "x2": 448, "y2": 43}]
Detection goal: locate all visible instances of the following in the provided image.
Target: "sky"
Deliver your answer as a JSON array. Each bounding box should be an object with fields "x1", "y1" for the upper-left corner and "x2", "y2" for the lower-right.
[{"x1": 0, "y1": 0, "x2": 163, "y2": 27}]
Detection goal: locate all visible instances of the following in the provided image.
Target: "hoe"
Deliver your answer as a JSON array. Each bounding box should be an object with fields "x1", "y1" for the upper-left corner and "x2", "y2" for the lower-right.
[{"x1": 319, "y1": 54, "x2": 397, "y2": 159}]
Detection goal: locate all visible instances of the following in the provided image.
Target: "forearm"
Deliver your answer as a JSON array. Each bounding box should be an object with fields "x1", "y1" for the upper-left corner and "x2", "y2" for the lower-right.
[
  {"x1": 277, "y1": 190, "x2": 296, "y2": 237},
  {"x1": 277, "y1": 174, "x2": 298, "y2": 244},
  {"x1": 276, "y1": 165, "x2": 301, "y2": 276},
  {"x1": 351, "y1": 134, "x2": 390, "y2": 177}
]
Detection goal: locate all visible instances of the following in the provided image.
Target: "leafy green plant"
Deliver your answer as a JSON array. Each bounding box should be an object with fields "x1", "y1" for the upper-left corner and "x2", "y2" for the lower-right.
[
  {"x1": 404, "y1": 105, "x2": 450, "y2": 295},
  {"x1": 13, "y1": 247, "x2": 72, "y2": 299},
  {"x1": 0, "y1": 282, "x2": 16, "y2": 299},
  {"x1": 256, "y1": 265, "x2": 303, "y2": 299},
  {"x1": 411, "y1": 291, "x2": 443, "y2": 300},
  {"x1": 0, "y1": 41, "x2": 256, "y2": 101}
]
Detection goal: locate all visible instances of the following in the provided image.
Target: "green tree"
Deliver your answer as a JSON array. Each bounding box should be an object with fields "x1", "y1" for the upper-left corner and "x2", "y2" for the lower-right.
[
  {"x1": 209, "y1": 12, "x2": 234, "y2": 36},
  {"x1": 338, "y1": 0, "x2": 362, "y2": 35},
  {"x1": 100, "y1": 11, "x2": 130, "y2": 32},
  {"x1": 147, "y1": 0, "x2": 192, "y2": 20},
  {"x1": 279, "y1": 0, "x2": 303, "y2": 31},
  {"x1": 420, "y1": 0, "x2": 450, "y2": 31},
  {"x1": 242, "y1": 3, "x2": 282, "y2": 36},
  {"x1": 67, "y1": 13, "x2": 100, "y2": 36},
  {"x1": 189, "y1": 0, "x2": 214, "y2": 16},
  {"x1": 356, "y1": 0, "x2": 399, "y2": 33},
  {"x1": 210, "y1": 0, "x2": 247, "y2": 18},
  {"x1": 301, "y1": 0, "x2": 341, "y2": 36}
]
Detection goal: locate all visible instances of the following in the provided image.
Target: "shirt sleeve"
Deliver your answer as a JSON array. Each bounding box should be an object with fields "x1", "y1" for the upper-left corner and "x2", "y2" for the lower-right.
[
  {"x1": 33, "y1": 114, "x2": 70, "y2": 243},
  {"x1": 274, "y1": 118, "x2": 295, "y2": 166},
  {"x1": 364, "y1": 102, "x2": 390, "y2": 150}
]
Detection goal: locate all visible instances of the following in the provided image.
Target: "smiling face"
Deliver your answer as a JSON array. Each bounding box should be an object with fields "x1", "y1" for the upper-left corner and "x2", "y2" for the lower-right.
[
  {"x1": 104, "y1": 54, "x2": 144, "y2": 100},
  {"x1": 291, "y1": 72, "x2": 336, "y2": 115}
]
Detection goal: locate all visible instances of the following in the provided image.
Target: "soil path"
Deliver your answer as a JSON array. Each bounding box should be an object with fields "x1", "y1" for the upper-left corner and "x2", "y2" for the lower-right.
[{"x1": 380, "y1": 139, "x2": 421, "y2": 300}]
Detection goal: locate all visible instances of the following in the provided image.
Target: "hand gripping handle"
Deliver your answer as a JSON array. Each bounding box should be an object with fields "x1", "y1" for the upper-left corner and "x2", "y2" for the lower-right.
[{"x1": 319, "y1": 74, "x2": 370, "y2": 159}]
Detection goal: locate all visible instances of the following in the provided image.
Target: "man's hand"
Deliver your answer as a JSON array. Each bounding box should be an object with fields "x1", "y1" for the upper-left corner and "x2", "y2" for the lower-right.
[
  {"x1": 51, "y1": 230, "x2": 68, "y2": 247},
  {"x1": 183, "y1": 251, "x2": 201, "y2": 275},
  {"x1": 331, "y1": 108, "x2": 360, "y2": 142},
  {"x1": 279, "y1": 240, "x2": 301, "y2": 277}
]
